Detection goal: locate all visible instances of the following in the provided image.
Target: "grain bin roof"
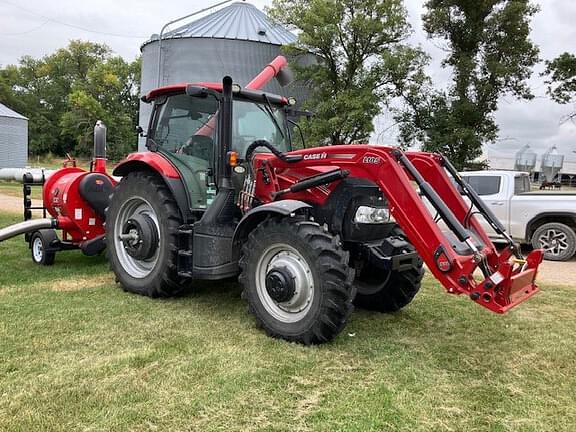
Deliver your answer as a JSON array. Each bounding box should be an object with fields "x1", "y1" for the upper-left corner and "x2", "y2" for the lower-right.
[
  {"x1": 144, "y1": 2, "x2": 297, "y2": 47},
  {"x1": 0, "y1": 102, "x2": 27, "y2": 120}
]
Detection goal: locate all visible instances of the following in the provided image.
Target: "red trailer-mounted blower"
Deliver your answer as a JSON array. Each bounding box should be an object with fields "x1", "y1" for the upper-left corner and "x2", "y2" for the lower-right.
[{"x1": 0, "y1": 121, "x2": 116, "y2": 264}]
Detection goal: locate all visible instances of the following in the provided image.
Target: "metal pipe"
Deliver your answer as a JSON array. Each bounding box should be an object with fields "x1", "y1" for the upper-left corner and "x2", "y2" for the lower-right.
[
  {"x1": 0, "y1": 168, "x2": 54, "y2": 183},
  {"x1": 0, "y1": 218, "x2": 57, "y2": 242},
  {"x1": 246, "y1": 56, "x2": 289, "y2": 89},
  {"x1": 156, "y1": 0, "x2": 234, "y2": 87},
  {"x1": 92, "y1": 120, "x2": 107, "y2": 173}
]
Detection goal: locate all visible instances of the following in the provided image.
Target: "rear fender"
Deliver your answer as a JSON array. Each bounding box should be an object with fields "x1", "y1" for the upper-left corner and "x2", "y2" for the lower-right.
[
  {"x1": 232, "y1": 200, "x2": 312, "y2": 258},
  {"x1": 113, "y1": 153, "x2": 191, "y2": 220}
]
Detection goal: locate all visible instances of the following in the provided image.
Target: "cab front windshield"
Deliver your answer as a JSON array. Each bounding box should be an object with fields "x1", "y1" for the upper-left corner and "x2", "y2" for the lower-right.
[{"x1": 150, "y1": 93, "x2": 290, "y2": 161}]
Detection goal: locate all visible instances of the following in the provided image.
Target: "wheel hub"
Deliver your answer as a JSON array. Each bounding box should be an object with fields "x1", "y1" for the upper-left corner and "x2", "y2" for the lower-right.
[
  {"x1": 265, "y1": 267, "x2": 296, "y2": 303},
  {"x1": 120, "y1": 213, "x2": 158, "y2": 260}
]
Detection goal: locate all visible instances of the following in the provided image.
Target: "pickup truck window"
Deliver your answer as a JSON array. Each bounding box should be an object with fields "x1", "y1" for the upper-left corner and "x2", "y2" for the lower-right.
[
  {"x1": 514, "y1": 175, "x2": 530, "y2": 194},
  {"x1": 462, "y1": 176, "x2": 501, "y2": 195}
]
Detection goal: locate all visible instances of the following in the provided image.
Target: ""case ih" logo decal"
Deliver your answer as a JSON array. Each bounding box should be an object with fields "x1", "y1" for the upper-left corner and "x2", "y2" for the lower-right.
[{"x1": 303, "y1": 152, "x2": 328, "y2": 160}]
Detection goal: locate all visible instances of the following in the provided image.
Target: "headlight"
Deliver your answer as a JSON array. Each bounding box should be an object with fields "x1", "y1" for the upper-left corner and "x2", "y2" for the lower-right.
[{"x1": 354, "y1": 206, "x2": 394, "y2": 224}]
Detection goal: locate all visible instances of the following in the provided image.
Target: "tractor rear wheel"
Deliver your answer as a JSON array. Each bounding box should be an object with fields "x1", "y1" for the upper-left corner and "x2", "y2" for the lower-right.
[
  {"x1": 106, "y1": 171, "x2": 189, "y2": 297},
  {"x1": 353, "y1": 228, "x2": 424, "y2": 313},
  {"x1": 239, "y1": 217, "x2": 354, "y2": 345}
]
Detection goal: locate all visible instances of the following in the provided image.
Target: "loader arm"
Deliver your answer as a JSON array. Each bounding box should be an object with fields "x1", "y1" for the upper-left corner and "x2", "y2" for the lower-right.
[{"x1": 251, "y1": 145, "x2": 543, "y2": 314}]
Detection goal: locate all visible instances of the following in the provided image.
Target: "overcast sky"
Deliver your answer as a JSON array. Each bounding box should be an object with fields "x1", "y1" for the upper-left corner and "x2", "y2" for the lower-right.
[{"x1": 0, "y1": 0, "x2": 575, "y2": 161}]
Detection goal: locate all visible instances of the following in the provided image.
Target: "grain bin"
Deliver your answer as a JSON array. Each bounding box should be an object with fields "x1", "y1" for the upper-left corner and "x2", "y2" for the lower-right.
[
  {"x1": 0, "y1": 103, "x2": 28, "y2": 168},
  {"x1": 514, "y1": 144, "x2": 537, "y2": 173},
  {"x1": 139, "y1": 1, "x2": 313, "y2": 151},
  {"x1": 540, "y1": 146, "x2": 564, "y2": 182}
]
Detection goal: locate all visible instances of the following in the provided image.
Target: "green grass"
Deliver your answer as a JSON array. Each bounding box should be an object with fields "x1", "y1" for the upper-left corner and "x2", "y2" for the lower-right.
[
  {"x1": 0, "y1": 210, "x2": 574, "y2": 431},
  {"x1": 0, "y1": 181, "x2": 43, "y2": 200}
]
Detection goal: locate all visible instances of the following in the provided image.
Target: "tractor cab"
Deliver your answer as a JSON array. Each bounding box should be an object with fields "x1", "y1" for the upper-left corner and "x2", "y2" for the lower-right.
[{"x1": 143, "y1": 82, "x2": 294, "y2": 212}]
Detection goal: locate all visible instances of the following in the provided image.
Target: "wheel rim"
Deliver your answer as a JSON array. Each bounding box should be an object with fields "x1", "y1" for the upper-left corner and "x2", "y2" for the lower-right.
[
  {"x1": 255, "y1": 243, "x2": 315, "y2": 323},
  {"x1": 537, "y1": 228, "x2": 570, "y2": 257},
  {"x1": 114, "y1": 197, "x2": 160, "y2": 278},
  {"x1": 32, "y1": 237, "x2": 43, "y2": 262}
]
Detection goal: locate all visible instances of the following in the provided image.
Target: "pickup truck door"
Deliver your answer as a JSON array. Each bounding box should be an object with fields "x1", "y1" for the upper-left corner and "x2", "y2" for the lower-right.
[{"x1": 461, "y1": 175, "x2": 510, "y2": 236}]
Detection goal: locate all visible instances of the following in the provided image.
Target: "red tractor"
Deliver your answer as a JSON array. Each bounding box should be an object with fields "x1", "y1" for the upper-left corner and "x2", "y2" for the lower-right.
[{"x1": 106, "y1": 67, "x2": 543, "y2": 344}]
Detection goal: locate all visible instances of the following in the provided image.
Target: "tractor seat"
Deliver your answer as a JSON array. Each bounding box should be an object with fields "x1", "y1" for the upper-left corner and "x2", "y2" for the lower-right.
[
  {"x1": 184, "y1": 135, "x2": 213, "y2": 162},
  {"x1": 78, "y1": 173, "x2": 115, "y2": 219}
]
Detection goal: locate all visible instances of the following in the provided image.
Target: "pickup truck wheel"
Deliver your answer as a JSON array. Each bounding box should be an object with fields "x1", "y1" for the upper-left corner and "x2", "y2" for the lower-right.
[{"x1": 531, "y1": 222, "x2": 576, "y2": 261}]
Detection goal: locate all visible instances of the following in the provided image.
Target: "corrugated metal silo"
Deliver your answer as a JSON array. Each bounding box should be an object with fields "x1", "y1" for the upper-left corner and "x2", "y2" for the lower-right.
[
  {"x1": 139, "y1": 1, "x2": 312, "y2": 151},
  {"x1": 514, "y1": 144, "x2": 537, "y2": 172},
  {"x1": 0, "y1": 103, "x2": 28, "y2": 168},
  {"x1": 540, "y1": 145, "x2": 564, "y2": 182}
]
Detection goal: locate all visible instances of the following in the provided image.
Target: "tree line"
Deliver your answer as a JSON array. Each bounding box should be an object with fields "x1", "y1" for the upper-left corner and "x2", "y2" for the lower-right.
[
  {"x1": 0, "y1": 40, "x2": 140, "y2": 161},
  {"x1": 269, "y1": 0, "x2": 576, "y2": 169},
  {"x1": 0, "y1": 1, "x2": 575, "y2": 168}
]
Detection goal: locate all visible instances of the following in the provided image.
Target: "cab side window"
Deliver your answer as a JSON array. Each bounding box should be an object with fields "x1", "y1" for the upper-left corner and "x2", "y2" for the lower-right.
[{"x1": 462, "y1": 176, "x2": 501, "y2": 196}]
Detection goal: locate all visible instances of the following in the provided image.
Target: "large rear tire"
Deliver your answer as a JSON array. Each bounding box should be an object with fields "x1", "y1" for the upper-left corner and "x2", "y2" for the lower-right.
[
  {"x1": 353, "y1": 227, "x2": 424, "y2": 313},
  {"x1": 239, "y1": 217, "x2": 354, "y2": 345},
  {"x1": 105, "y1": 172, "x2": 189, "y2": 297}
]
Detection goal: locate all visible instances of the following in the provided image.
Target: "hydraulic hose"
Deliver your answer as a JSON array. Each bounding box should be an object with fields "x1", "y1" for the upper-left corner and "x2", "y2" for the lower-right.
[{"x1": 0, "y1": 219, "x2": 58, "y2": 242}]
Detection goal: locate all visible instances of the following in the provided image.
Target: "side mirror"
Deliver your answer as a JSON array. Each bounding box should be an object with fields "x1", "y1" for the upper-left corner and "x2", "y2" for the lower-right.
[{"x1": 136, "y1": 126, "x2": 147, "y2": 137}]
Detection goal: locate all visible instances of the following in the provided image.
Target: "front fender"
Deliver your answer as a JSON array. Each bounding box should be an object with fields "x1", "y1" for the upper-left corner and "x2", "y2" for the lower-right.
[
  {"x1": 113, "y1": 152, "x2": 181, "y2": 178},
  {"x1": 232, "y1": 200, "x2": 312, "y2": 255},
  {"x1": 112, "y1": 152, "x2": 192, "y2": 221}
]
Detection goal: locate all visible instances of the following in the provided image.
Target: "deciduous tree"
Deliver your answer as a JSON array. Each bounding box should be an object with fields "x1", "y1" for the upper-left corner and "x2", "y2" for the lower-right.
[
  {"x1": 544, "y1": 52, "x2": 576, "y2": 122},
  {"x1": 395, "y1": 0, "x2": 540, "y2": 169},
  {"x1": 268, "y1": 0, "x2": 426, "y2": 145}
]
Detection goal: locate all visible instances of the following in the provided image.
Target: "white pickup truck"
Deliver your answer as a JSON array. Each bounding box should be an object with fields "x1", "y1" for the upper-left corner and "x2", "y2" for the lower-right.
[{"x1": 457, "y1": 171, "x2": 576, "y2": 261}]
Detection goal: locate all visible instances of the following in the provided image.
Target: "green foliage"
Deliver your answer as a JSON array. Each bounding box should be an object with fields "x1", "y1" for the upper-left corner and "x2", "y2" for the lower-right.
[
  {"x1": 268, "y1": 0, "x2": 427, "y2": 145},
  {"x1": 395, "y1": 0, "x2": 540, "y2": 169},
  {"x1": 544, "y1": 52, "x2": 576, "y2": 121},
  {"x1": 0, "y1": 40, "x2": 140, "y2": 160}
]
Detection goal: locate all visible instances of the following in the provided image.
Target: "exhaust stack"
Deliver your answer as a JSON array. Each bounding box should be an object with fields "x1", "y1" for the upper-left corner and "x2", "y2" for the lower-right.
[{"x1": 92, "y1": 121, "x2": 107, "y2": 173}]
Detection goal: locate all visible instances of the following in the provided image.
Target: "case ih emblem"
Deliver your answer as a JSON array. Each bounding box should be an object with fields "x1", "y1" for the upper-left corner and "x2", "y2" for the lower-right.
[
  {"x1": 362, "y1": 156, "x2": 381, "y2": 164},
  {"x1": 303, "y1": 152, "x2": 328, "y2": 160}
]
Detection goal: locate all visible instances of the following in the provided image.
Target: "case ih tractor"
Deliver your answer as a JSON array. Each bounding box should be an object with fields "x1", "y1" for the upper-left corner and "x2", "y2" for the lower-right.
[{"x1": 106, "y1": 59, "x2": 543, "y2": 345}]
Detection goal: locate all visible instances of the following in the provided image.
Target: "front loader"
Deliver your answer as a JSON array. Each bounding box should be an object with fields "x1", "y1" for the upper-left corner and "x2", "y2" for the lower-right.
[{"x1": 106, "y1": 63, "x2": 543, "y2": 344}]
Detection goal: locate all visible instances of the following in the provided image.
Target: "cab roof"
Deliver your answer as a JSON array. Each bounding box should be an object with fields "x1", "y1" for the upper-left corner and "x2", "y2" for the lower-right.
[{"x1": 142, "y1": 82, "x2": 290, "y2": 106}]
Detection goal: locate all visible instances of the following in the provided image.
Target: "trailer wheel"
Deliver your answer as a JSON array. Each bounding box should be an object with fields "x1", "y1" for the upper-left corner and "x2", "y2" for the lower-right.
[
  {"x1": 106, "y1": 171, "x2": 189, "y2": 297},
  {"x1": 30, "y1": 230, "x2": 57, "y2": 266},
  {"x1": 531, "y1": 222, "x2": 576, "y2": 262},
  {"x1": 239, "y1": 217, "x2": 354, "y2": 345},
  {"x1": 353, "y1": 228, "x2": 424, "y2": 313}
]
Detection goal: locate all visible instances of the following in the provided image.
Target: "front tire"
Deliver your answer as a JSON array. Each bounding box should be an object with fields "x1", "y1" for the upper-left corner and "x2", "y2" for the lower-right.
[
  {"x1": 239, "y1": 217, "x2": 354, "y2": 345},
  {"x1": 353, "y1": 227, "x2": 424, "y2": 312},
  {"x1": 106, "y1": 172, "x2": 189, "y2": 297},
  {"x1": 531, "y1": 222, "x2": 576, "y2": 261}
]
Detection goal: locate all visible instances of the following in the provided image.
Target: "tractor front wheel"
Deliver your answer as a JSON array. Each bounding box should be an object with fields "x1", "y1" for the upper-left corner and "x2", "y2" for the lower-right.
[
  {"x1": 239, "y1": 217, "x2": 354, "y2": 345},
  {"x1": 106, "y1": 171, "x2": 189, "y2": 297},
  {"x1": 353, "y1": 227, "x2": 424, "y2": 313}
]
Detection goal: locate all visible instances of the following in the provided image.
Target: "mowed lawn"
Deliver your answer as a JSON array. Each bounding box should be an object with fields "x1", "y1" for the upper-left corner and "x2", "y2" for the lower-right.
[{"x1": 0, "y1": 210, "x2": 574, "y2": 431}]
